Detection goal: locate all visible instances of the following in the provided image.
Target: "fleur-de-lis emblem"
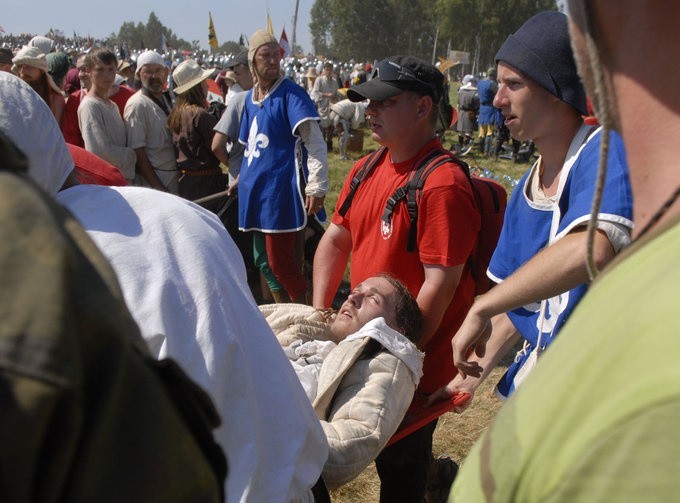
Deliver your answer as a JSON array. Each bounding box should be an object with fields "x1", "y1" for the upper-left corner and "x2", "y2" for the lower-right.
[{"x1": 244, "y1": 116, "x2": 269, "y2": 167}]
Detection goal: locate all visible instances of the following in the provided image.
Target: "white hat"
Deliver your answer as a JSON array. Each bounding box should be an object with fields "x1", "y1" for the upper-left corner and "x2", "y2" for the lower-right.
[
  {"x1": 0, "y1": 73, "x2": 73, "y2": 195},
  {"x1": 172, "y1": 59, "x2": 214, "y2": 95},
  {"x1": 462, "y1": 74, "x2": 476, "y2": 86},
  {"x1": 27, "y1": 35, "x2": 54, "y2": 55},
  {"x1": 135, "y1": 50, "x2": 165, "y2": 76},
  {"x1": 12, "y1": 46, "x2": 64, "y2": 95}
]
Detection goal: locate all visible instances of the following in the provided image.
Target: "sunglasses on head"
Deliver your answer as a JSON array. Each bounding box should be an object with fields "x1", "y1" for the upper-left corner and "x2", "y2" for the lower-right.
[{"x1": 371, "y1": 61, "x2": 426, "y2": 84}]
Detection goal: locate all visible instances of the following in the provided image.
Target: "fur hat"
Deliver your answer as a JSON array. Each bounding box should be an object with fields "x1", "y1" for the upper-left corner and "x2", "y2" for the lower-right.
[
  {"x1": 12, "y1": 46, "x2": 64, "y2": 95},
  {"x1": 495, "y1": 11, "x2": 587, "y2": 115},
  {"x1": 172, "y1": 59, "x2": 214, "y2": 95}
]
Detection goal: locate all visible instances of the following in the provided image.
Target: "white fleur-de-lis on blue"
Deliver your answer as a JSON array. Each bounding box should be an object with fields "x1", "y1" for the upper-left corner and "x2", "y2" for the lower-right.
[{"x1": 244, "y1": 116, "x2": 269, "y2": 167}]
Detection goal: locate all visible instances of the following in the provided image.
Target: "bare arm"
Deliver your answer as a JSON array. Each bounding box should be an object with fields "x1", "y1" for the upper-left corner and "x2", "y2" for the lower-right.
[
  {"x1": 211, "y1": 131, "x2": 230, "y2": 166},
  {"x1": 416, "y1": 263, "x2": 464, "y2": 347},
  {"x1": 426, "y1": 312, "x2": 520, "y2": 408},
  {"x1": 312, "y1": 223, "x2": 352, "y2": 309},
  {"x1": 453, "y1": 227, "x2": 615, "y2": 372},
  {"x1": 134, "y1": 148, "x2": 167, "y2": 191}
]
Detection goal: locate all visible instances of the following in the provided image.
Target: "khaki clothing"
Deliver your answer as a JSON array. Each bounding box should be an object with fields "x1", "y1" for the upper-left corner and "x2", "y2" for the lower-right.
[
  {"x1": 311, "y1": 75, "x2": 340, "y2": 126},
  {"x1": 124, "y1": 91, "x2": 179, "y2": 193}
]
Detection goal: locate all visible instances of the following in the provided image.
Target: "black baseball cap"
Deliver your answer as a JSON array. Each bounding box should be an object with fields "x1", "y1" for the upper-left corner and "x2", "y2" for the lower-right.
[{"x1": 347, "y1": 55, "x2": 444, "y2": 103}]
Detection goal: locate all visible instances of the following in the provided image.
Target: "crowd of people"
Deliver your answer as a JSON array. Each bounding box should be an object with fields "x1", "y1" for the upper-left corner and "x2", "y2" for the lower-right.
[{"x1": 2, "y1": 3, "x2": 678, "y2": 501}]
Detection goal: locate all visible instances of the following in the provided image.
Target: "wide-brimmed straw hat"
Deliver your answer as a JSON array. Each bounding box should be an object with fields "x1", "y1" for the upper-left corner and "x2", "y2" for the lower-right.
[
  {"x1": 172, "y1": 59, "x2": 214, "y2": 94},
  {"x1": 305, "y1": 67, "x2": 318, "y2": 79}
]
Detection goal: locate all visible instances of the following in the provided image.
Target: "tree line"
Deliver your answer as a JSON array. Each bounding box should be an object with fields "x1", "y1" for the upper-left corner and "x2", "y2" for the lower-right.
[
  {"x1": 310, "y1": 0, "x2": 558, "y2": 69},
  {"x1": 107, "y1": 12, "x2": 242, "y2": 55}
]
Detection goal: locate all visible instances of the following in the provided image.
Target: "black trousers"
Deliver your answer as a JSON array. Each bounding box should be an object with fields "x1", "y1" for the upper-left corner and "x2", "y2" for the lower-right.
[{"x1": 375, "y1": 419, "x2": 438, "y2": 502}]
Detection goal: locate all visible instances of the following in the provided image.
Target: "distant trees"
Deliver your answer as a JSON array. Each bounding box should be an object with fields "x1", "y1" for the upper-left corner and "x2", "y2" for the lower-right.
[
  {"x1": 309, "y1": 0, "x2": 558, "y2": 68},
  {"x1": 108, "y1": 12, "x2": 243, "y2": 55},
  {"x1": 109, "y1": 12, "x2": 193, "y2": 51},
  {"x1": 438, "y1": 0, "x2": 558, "y2": 72}
]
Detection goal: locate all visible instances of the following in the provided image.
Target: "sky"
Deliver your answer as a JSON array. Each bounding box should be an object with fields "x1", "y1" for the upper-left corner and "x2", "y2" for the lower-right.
[{"x1": 2, "y1": 0, "x2": 315, "y2": 53}]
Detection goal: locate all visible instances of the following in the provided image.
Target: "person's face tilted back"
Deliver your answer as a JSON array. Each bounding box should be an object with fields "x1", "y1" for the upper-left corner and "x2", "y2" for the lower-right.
[{"x1": 330, "y1": 276, "x2": 400, "y2": 341}]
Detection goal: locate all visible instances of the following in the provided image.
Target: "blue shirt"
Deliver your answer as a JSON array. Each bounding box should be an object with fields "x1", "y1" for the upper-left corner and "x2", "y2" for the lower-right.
[
  {"x1": 489, "y1": 126, "x2": 633, "y2": 397},
  {"x1": 239, "y1": 78, "x2": 320, "y2": 232}
]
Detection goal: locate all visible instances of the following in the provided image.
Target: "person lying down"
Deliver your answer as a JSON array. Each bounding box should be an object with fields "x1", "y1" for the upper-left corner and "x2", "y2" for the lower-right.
[{"x1": 260, "y1": 274, "x2": 425, "y2": 489}]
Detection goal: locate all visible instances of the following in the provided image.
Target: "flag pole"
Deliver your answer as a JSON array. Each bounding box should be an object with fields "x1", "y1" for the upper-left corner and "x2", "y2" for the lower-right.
[{"x1": 292, "y1": 0, "x2": 300, "y2": 55}]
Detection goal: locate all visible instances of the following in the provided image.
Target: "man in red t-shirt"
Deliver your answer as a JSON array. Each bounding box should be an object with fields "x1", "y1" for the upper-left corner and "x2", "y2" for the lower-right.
[{"x1": 312, "y1": 55, "x2": 480, "y2": 502}]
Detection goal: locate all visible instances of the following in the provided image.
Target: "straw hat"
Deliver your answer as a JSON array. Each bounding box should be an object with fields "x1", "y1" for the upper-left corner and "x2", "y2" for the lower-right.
[
  {"x1": 172, "y1": 59, "x2": 214, "y2": 94},
  {"x1": 12, "y1": 46, "x2": 63, "y2": 95},
  {"x1": 224, "y1": 70, "x2": 237, "y2": 83},
  {"x1": 117, "y1": 59, "x2": 132, "y2": 73},
  {"x1": 305, "y1": 66, "x2": 318, "y2": 79}
]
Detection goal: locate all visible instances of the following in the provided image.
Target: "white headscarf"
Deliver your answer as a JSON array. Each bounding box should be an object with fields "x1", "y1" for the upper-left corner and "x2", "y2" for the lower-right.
[{"x1": 0, "y1": 73, "x2": 73, "y2": 195}]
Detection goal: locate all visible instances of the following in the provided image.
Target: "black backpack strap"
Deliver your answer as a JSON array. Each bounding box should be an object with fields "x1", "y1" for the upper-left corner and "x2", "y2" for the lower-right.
[
  {"x1": 379, "y1": 148, "x2": 455, "y2": 252},
  {"x1": 337, "y1": 147, "x2": 387, "y2": 217}
]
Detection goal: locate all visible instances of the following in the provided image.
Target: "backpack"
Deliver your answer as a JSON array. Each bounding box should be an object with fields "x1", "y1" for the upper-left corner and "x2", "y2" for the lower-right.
[{"x1": 338, "y1": 146, "x2": 507, "y2": 295}]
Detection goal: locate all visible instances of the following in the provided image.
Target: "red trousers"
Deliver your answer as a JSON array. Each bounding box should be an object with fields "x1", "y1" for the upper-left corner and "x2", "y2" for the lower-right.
[{"x1": 265, "y1": 231, "x2": 306, "y2": 301}]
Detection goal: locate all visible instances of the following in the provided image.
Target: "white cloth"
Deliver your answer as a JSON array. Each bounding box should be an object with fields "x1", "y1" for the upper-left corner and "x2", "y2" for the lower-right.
[
  {"x1": 56, "y1": 185, "x2": 328, "y2": 502},
  {"x1": 330, "y1": 99, "x2": 367, "y2": 130},
  {"x1": 284, "y1": 339, "x2": 338, "y2": 401},
  {"x1": 344, "y1": 318, "x2": 424, "y2": 381},
  {"x1": 297, "y1": 119, "x2": 328, "y2": 197},
  {"x1": 0, "y1": 73, "x2": 72, "y2": 195},
  {"x1": 78, "y1": 95, "x2": 136, "y2": 180}
]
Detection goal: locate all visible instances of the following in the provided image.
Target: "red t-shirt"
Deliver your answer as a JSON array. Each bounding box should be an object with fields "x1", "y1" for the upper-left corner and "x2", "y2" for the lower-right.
[{"x1": 332, "y1": 138, "x2": 480, "y2": 395}]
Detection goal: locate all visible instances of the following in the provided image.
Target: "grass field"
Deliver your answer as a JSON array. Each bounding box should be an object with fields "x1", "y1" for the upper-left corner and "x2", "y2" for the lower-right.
[{"x1": 320, "y1": 127, "x2": 533, "y2": 501}]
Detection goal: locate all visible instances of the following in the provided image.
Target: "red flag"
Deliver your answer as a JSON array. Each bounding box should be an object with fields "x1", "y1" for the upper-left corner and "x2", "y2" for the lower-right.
[{"x1": 279, "y1": 28, "x2": 291, "y2": 58}]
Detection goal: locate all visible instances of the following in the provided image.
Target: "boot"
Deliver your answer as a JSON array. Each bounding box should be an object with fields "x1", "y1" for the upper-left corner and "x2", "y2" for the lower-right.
[{"x1": 484, "y1": 136, "x2": 493, "y2": 157}]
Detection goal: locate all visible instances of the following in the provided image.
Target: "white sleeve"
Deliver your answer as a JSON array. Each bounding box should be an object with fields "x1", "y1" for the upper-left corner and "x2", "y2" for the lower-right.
[
  {"x1": 297, "y1": 120, "x2": 328, "y2": 197},
  {"x1": 596, "y1": 221, "x2": 632, "y2": 253}
]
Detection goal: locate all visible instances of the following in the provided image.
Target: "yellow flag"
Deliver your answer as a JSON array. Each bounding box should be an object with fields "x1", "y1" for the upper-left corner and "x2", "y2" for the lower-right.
[
  {"x1": 208, "y1": 12, "x2": 218, "y2": 49},
  {"x1": 267, "y1": 11, "x2": 274, "y2": 35}
]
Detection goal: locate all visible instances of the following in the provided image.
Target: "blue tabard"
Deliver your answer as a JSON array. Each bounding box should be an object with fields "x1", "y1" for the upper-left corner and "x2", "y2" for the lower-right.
[
  {"x1": 489, "y1": 126, "x2": 633, "y2": 397},
  {"x1": 477, "y1": 78, "x2": 501, "y2": 127},
  {"x1": 238, "y1": 78, "x2": 322, "y2": 232}
]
